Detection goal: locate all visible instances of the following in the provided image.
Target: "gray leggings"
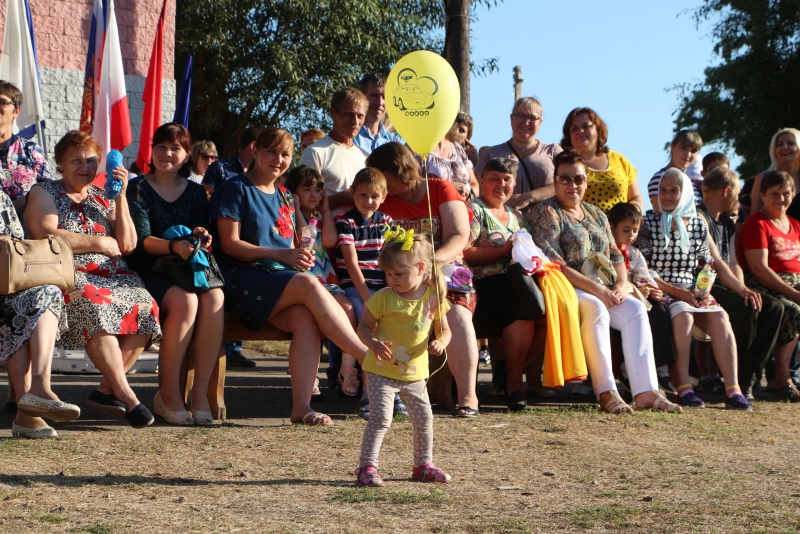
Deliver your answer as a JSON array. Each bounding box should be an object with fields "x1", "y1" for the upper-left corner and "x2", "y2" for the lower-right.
[{"x1": 358, "y1": 372, "x2": 433, "y2": 469}]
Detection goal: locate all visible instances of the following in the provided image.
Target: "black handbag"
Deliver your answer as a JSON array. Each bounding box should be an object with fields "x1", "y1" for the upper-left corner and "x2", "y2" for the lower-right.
[
  {"x1": 152, "y1": 236, "x2": 225, "y2": 293},
  {"x1": 506, "y1": 262, "x2": 546, "y2": 320}
]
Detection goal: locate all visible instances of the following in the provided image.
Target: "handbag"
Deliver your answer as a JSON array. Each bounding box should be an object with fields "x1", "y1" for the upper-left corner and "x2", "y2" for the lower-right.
[
  {"x1": 0, "y1": 235, "x2": 75, "y2": 295},
  {"x1": 506, "y1": 262, "x2": 546, "y2": 320},
  {"x1": 152, "y1": 236, "x2": 224, "y2": 293},
  {"x1": 580, "y1": 252, "x2": 617, "y2": 287}
]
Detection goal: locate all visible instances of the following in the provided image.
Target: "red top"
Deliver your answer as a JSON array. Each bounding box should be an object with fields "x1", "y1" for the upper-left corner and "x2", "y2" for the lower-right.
[
  {"x1": 378, "y1": 178, "x2": 470, "y2": 246},
  {"x1": 737, "y1": 211, "x2": 800, "y2": 273}
]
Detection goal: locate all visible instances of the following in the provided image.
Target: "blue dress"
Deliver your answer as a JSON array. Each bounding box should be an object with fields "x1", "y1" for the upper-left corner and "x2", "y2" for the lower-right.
[{"x1": 209, "y1": 175, "x2": 301, "y2": 331}]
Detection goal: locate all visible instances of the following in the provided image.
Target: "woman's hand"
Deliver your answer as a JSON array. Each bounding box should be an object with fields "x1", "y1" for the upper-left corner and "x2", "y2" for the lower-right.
[
  {"x1": 610, "y1": 282, "x2": 628, "y2": 302},
  {"x1": 192, "y1": 227, "x2": 212, "y2": 247},
  {"x1": 100, "y1": 235, "x2": 122, "y2": 258},
  {"x1": 278, "y1": 248, "x2": 314, "y2": 270},
  {"x1": 171, "y1": 238, "x2": 196, "y2": 260},
  {"x1": 369, "y1": 339, "x2": 393, "y2": 361},
  {"x1": 452, "y1": 182, "x2": 469, "y2": 200},
  {"x1": 506, "y1": 193, "x2": 532, "y2": 210},
  {"x1": 319, "y1": 192, "x2": 330, "y2": 214},
  {"x1": 428, "y1": 339, "x2": 445, "y2": 356},
  {"x1": 674, "y1": 287, "x2": 700, "y2": 307},
  {"x1": 112, "y1": 166, "x2": 129, "y2": 193},
  {"x1": 648, "y1": 287, "x2": 663, "y2": 301},
  {"x1": 738, "y1": 287, "x2": 762, "y2": 309},
  {"x1": 593, "y1": 284, "x2": 622, "y2": 308},
  {"x1": 695, "y1": 290, "x2": 712, "y2": 309}
]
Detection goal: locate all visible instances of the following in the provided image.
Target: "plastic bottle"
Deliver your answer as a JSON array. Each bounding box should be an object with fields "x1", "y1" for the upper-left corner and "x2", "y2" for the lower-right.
[
  {"x1": 104, "y1": 149, "x2": 124, "y2": 200},
  {"x1": 300, "y1": 218, "x2": 318, "y2": 250},
  {"x1": 695, "y1": 264, "x2": 716, "y2": 293}
]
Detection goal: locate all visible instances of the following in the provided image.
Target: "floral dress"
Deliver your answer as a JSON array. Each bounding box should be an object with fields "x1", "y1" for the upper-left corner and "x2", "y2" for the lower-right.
[
  {"x1": 0, "y1": 191, "x2": 66, "y2": 361},
  {"x1": 0, "y1": 134, "x2": 52, "y2": 200},
  {"x1": 37, "y1": 181, "x2": 162, "y2": 349}
]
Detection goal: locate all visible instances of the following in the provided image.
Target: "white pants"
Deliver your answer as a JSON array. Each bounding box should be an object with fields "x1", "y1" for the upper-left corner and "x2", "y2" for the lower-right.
[{"x1": 575, "y1": 289, "x2": 658, "y2": 398}]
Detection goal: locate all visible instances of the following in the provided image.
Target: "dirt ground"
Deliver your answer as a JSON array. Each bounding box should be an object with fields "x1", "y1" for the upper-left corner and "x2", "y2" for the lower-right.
[{"x1": 0, "y1": 344, "x2": 798, "y2": 533}]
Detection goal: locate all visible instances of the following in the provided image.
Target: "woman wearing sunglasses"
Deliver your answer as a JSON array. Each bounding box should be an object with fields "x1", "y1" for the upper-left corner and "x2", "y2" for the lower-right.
[
  {"x1": 189, "y1": 140, "x2": 218, "y2": 185},
  {"x1": 528, "y1": 151, "x2": 676, "y2": 414},
  {"x1": 560, "y1": 107, "x2": 644, "y2": 214}
]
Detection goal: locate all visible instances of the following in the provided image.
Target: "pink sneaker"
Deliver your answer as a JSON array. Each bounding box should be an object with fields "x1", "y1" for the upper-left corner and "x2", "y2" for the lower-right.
[
  {"x1": 355, "y1": 465, "x2": 385, "y2": 487},
  {"x1": 338, "y1": 365, "x2": 360, "y2": 397},
  {"x1": 412, "y1": 463, "x2": 451, "y2": 483}
]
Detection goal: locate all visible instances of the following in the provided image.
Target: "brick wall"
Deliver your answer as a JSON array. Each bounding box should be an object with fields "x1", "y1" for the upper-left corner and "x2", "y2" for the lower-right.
[{"x1": 0, "y1": 0, "x2": 178, "y2": 167}]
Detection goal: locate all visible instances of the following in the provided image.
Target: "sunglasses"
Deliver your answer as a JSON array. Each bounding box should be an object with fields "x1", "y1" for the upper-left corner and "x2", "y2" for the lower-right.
[
  {"x1": 199, "y1": 153, "x2": 218, "y2": 161},
  {"x1": 0, "y1": 99, "x2": 14, "y2": 108},
  {"x1": 556, "y1": 173, "x2": 587, "y2": 186}
]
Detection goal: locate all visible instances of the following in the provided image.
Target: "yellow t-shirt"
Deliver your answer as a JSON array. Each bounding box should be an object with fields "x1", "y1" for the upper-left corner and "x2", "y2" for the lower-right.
[
  {"x1": 583, "y1": 150, "x2": 637, "y2": 213},
  {"x1": 363, "y1": 286, "x2": 451, "y2": 381}
]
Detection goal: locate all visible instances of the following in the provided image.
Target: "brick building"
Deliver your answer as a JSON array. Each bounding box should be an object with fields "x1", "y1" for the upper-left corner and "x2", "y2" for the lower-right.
[{"x1": 0, "y1": 0, "x2": 178, "y2": 167}]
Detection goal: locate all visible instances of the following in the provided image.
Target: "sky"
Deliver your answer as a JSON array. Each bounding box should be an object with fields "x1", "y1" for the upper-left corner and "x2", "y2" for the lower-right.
[{"x1": 466, "y1": 0, "x2": 722, "y2": 210}]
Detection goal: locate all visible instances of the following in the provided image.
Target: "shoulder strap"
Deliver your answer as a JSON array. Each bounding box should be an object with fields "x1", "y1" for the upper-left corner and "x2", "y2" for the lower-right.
[{"x1": 506, "y1": 141, "x2": 534, "y2": 191}]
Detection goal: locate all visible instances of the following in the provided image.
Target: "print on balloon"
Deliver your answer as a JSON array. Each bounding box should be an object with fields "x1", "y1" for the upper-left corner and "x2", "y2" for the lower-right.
[{"x1": 392, "y1": 68, "x2": 438, "y2": 114}]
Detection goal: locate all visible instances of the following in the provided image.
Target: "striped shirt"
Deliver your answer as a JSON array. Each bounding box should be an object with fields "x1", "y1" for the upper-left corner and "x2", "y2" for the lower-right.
[{"x1": 335, "y1": 208, "x2": 392, "y2": 290}]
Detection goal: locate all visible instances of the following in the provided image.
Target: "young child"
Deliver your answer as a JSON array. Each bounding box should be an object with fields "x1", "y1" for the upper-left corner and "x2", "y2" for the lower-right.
[
  {"x1": 647, "y1": 130, "x2": 704, "y2": 211},
  {"x1": 608, "y1": 203, "x2": 680, "y2": 400},
  {"x1": 335, "y1": 168, "x2": 393, "y2": 397},
  {"x1": 355, "y1": 230, "x2": 452, "y2": 487},
  {"x1": 285, "y1": 165, "x2": 356, "y2": 397}
]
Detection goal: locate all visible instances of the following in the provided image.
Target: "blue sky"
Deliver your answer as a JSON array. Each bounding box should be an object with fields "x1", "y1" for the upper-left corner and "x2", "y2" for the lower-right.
[{"x1": 467, "y1": 0, "x2": 721, "y2": 209}]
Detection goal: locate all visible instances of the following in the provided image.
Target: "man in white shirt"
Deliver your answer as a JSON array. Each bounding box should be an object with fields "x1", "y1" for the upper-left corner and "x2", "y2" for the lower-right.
[{"x1": 299, "y1": 87, "x2": 368, "y2": 211}]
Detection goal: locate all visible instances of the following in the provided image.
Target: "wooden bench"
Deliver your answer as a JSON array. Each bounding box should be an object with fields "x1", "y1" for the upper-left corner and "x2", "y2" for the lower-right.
[{"x1": 180, "y1": 311, "x2": 292, "y2": 421}]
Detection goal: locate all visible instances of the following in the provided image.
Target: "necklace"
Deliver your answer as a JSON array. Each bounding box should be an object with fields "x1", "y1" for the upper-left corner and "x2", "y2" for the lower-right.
[
  {"x1": 586, "y1": 154, "x2": 610, "y2": 173},
  {"x1": 510, "y1": 138, "x2": 539, "y2": 157}
]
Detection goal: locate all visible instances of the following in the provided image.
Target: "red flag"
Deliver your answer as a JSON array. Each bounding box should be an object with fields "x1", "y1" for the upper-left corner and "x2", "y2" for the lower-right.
[{"x1": 136, "y1": 0, "x2": 168, "y2": 175}]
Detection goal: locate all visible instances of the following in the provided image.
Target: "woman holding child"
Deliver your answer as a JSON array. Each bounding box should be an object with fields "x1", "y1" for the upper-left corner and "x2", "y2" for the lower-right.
[
  {"x1": 529, "y1": 151, "x2": 675, "y2": 414},
  {"x1": 209, "y1": 128, "x2": 368, "y2": 425},
  {"x1": 638, "y1": 168, "x2": 752, "y2": 410},
  {"x1": 367, "y1": 141, "x2": 480, "y2": 417}
]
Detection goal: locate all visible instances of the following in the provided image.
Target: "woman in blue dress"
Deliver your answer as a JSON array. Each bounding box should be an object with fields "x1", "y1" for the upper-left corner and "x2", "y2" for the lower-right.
[{"x1": 210, "y1": 128, "x2": 367, "y2": 425}]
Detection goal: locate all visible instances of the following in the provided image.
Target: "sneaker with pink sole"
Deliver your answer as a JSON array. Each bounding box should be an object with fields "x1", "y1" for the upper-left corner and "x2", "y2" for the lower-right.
[
  {"x1": 412, "y1": 463, "x2": 451, "y2": 483},
  {"x1": 338, "y1": 365, "x2": 360, "y2": 397},
  {"x1": 355, "y1": 465, "x2": 385, "y2": 487}
]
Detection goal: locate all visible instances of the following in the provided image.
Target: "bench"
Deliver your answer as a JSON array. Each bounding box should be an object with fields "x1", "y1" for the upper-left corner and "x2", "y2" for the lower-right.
[{"x1": 180, "y1": 311, "x2": 292, "y2": 420}]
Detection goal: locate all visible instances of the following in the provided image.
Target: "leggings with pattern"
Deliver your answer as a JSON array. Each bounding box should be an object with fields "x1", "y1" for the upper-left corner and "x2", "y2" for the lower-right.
[{"x1": 359, "y1": 372, "x2": 433, "y2": 469}]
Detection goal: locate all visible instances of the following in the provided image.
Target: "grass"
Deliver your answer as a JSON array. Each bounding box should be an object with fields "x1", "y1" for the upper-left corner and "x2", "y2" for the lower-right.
[{"x1": 332, "y1": 487, "x2": 450, "y2": 505}]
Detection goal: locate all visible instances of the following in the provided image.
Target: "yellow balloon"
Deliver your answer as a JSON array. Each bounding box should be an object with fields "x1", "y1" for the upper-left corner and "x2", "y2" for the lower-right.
[{"x1": 386, "y1": 50, "x2": 461, "y2": 156}]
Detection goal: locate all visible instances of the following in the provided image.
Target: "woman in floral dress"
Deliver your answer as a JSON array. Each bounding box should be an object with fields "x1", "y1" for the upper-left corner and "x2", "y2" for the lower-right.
[
  {"x1": 25, "y1": 131, "x2": 160, "y2": 429},
  {"x1": 0, "y1": 190, "x2": 81, "y2": 438}
]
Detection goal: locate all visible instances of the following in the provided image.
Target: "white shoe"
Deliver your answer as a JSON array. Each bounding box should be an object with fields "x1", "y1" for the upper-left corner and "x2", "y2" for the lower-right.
[
  {"x1": 12, "y1": 421, "x2": 57, "y2": 438},
  {"x1": 17, "y1": 392, "x2": 80, "y2": 422}
]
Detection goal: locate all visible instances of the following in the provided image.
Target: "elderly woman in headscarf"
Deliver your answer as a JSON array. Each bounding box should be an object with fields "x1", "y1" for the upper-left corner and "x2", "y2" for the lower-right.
[{"x1": 637, "y1": 168, "x2": 751, "y2": 410}]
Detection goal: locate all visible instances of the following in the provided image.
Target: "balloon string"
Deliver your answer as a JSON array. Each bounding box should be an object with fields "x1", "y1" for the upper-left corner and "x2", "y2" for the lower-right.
[{"x1": 421, "y1": 153, "x2": 448, "y2": 383}]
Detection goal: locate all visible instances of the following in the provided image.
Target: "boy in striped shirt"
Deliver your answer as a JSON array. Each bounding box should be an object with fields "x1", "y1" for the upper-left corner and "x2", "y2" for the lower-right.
[{"x1": 335, "y1": 168, "x2": 392, "y2": 397}]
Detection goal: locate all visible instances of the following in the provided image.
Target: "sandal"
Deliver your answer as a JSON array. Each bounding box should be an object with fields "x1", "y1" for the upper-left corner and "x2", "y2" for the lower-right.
[
  {"x1": 412, "y1": 463, "x2": 451, "y2": 483},
  {"x1": 338, "y1": 365, "x2": 360, "y2": 397},
  {"x1": 311, "y1": 378, "x2": 325, "y2": 403},
  {"x1": 355, "y1": 465, "x2": 385, "y2": 487},
  {"x1": 635, "y1": 395, "x2": 683, "y2": 413},
  {"x1": 506, "y1": 391, "x2": 527, "y2": 413},
  {"x1": 599, "y1": 391, "x2": 633, "y2": 415},
  {"x1": 454, "y1": 405, "x2": 479, "y2": 418},
  {"x1": 292, "y1": 411, "x2": 332, "y2": 426}
]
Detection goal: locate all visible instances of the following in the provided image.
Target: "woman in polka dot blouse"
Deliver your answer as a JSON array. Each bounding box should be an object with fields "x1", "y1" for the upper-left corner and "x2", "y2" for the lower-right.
[{"x1": 559, "y1": 107, "x2": 644, "y2": 215}]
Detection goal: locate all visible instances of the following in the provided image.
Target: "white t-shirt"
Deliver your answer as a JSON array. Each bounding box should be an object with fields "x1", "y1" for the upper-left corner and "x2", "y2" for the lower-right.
[{"x1": 298, "y1": 135, "x2": 368, "y2": 195}]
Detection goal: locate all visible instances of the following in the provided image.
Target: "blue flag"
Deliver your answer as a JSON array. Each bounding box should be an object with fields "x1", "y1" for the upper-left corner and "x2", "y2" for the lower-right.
[{"x1": 172, "y1": 55, "x2": 193, "y2": 128}]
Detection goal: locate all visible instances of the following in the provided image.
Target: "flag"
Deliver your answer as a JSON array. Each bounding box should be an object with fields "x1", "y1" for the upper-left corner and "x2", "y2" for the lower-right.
[
  {"x1": 91, "y1": 0, "x2": 132, "y2": 185},
  {"x1": 136, "y1": 0, "x2": 169, "y2": 175},
  {"x1": 172, "y1": 54, "x2": 192, "y2": 128},
  {"x1": 79, "y1": 0, "x2": 107, "y2": 133},
  {"x1": 0, "y1": 0, "x2": 46, "y2": 147}
]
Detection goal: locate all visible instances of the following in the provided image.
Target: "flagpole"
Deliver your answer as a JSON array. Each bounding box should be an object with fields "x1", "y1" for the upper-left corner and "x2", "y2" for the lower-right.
[{"x1": 34, "y1": 119, "x2": 46, "y2": 153}]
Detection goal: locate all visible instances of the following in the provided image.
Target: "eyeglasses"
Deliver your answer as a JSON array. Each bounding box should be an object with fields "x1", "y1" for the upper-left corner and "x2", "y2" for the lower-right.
[
  {"x1": 512, "y1": 113, "x2": 540, "y2": 123},
  {"x1": 0, "y1": 99, "x2": 14, "y2": 108},
  {"x1": 200, "y1": 153, "x2": 218, "y2": 161},
  {"x1": 556, "y1": 173, "x2": 587, "y2": 185}
]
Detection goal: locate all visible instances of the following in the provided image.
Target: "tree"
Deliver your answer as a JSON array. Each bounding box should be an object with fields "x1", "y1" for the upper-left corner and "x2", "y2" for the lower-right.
[
  {"x1": 674, "y1": 0, "x2": 800, "y2": 177},
  {"x1": 175, "y1": 0, "x2": 498, "y2": 156}
]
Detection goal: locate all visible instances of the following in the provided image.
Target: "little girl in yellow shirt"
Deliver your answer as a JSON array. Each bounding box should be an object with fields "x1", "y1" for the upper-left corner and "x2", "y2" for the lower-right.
[{"x1": 355, "y1": 229, "x2": 452, "y2": 486}]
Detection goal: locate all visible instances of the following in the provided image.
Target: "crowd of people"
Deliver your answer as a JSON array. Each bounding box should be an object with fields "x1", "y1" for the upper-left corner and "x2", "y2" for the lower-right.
[{"x1": 1, "y1": 73, "x2": 799, "y2": 485}]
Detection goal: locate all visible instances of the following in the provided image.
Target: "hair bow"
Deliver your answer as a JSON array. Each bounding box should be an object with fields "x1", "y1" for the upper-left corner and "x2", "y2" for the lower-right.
[{"x1": 383, "y1": 225, "x2": 415, "y2": 251}]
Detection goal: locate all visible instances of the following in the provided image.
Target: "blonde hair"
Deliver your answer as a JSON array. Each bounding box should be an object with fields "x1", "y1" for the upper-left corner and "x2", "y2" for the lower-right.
[
  {"x1": 768, "y1": 128, "x2": 800, "y2": 171},
  {"x1": 379, "y1": 232, "x2": 447, "y2": 311}
]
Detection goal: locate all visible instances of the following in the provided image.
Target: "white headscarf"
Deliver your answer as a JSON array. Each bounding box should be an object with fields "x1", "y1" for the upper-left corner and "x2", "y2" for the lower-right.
[{"x1": 658, "y1": 168, "x2": 696, "y2": 253}]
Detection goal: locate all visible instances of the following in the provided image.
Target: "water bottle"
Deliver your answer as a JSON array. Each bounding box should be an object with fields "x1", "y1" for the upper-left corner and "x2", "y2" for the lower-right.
[
  {"x1": 104, "y1": 150, "x2": 124, "y2": 200},
  {"x1": 695, "y1": 264, "x2": 716, "y2": 294},
  {"x1": 300, "y1": 218, "x2": 318, "y2": 250}
]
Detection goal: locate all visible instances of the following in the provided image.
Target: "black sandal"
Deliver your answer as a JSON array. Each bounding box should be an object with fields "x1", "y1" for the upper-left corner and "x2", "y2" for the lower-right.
[
  {"x1": 453, "y1": 405, "x2": 479, "y2": 418},
  {"x1": 507, "y1": 391, "x2": 527, "y2": 412}
]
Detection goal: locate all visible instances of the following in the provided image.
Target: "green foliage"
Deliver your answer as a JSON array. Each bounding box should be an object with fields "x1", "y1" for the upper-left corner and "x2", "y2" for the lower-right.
[
  {"x1": 176, "y1": 0, "x2": 499, "y2": 156},
  {"x1": 674, "y1": 0, "x2": 800, "y2": 177}
]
